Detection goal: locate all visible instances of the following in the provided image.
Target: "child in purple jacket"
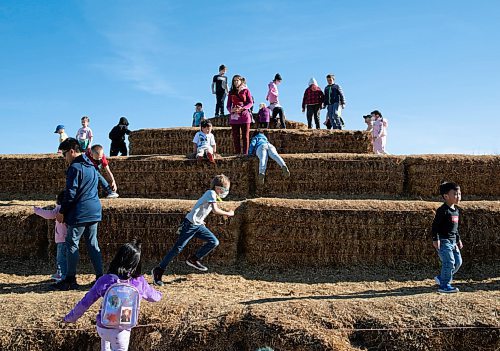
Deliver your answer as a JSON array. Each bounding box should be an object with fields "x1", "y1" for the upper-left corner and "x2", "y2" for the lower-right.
[
  {"x1": 64, "y1": 239, "x2": 162, "y2": 351},
  {"x1": 33, "y1": 191, "x2": 67, "y2": 281},
  {"x1": 258, "y1": 103, "x2": 270, "y2": 129}
]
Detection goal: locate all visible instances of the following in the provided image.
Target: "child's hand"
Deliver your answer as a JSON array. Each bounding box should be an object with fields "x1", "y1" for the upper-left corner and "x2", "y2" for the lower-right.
[
  {"x1": 432, "y1": 240, "x2": 440, "y2": 250},
  {"x1": 226, "y1": 210, "x2": 235, "y2": 217},
  {"x1": 457, "y1": 240, "x2": 463, "y2": 249}
]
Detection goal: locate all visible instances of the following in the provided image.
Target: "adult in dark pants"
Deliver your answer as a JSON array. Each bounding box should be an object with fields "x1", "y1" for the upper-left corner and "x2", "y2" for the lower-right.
[
  {"x1": 109, "y1": 117, "x2": 131, "y2": 156},
  {"x1": 302, "y1": 78, "x2": 325, "y2": 129},
  {"x1": 53, "y1": 137, "x2": 103, "y2": 290},
  {"x1": 212, "y1": 64, "x2": 228, "y2": 117},
  {"x1": 227, "y1": 75, "x2": 254, "y2": 154}
]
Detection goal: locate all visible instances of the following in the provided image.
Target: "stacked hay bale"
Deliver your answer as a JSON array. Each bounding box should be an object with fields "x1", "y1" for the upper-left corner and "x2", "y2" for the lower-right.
[
  {"x1": 128, "y1": 128, "x2": 372, "y2": 155},
  {"x1": 405, "y1": 155, "x2": 500, "y2": 199},
  {"x1": 242, "y1": 199, "x2": 500, "y2": 267},
  {"x1": 208, "y1": 115, "x2": 308, "y2": 129}
]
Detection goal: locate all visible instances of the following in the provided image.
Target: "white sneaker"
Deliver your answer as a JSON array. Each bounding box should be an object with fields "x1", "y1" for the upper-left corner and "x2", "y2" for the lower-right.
[{"x1": 106, "y1": 192, "x2": 119, "y2": 199}]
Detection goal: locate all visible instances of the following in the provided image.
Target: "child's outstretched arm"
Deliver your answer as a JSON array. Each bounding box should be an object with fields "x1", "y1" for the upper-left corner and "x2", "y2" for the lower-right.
[
  {"x1": 63, "y1": 279, "x2": 103, "y2": 323},
  {"x1": 139, "y1": 276, "x2": 162, "y2": 302},
  {"x1": 211, "y1": 203, "x2": 234, "y2": 217},
  {"x1": 33, "y1": 206, "x2": 60, "y2": 220}
]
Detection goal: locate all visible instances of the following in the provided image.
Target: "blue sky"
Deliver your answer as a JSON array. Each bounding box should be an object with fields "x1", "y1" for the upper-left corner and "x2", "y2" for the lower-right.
[{"x1": 0, "y1": 0, "x2": 498, "y2": 155}]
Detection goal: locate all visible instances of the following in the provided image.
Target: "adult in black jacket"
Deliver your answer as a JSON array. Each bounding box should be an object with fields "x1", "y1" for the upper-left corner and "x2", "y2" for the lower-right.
[{"x1": 109, "y1": 117, "x2": 131, "y2": 156}]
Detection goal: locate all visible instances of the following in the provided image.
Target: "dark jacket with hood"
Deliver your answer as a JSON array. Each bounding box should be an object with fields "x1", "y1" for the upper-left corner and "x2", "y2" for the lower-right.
[
  {"x1": 109, "y1": 117, "x2": 131, "y2": 142},
  {"x1": 59, "y1": 154, "x2": 102, "y2": 226}
]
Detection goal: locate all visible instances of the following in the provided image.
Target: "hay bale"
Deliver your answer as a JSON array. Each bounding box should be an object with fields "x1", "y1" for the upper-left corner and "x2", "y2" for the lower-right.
[
  {"x1": 129, "y1": 128, "x2": 372, "y2": 156},
  {"x1": 0, "y1": 200, "x2": 50, "y2": 259},
  {"x1": 241, "y1": 198, "x2": 500, "y2": 267},
  {"x1": 405, "y1": 155, "x2": 500, "y2": 199},
  {"x1": 253, "y1": 154, "x2": 405, "y2": 198},
  {"x1": 46, "y1": 199, "x2": 242, "y2": 265},
  {"x1": 207, "y1": 115, "x2": 308, "y2": 130},
  {"x1": 0, "y1": 154, "x2": 66, "y2": 200}
]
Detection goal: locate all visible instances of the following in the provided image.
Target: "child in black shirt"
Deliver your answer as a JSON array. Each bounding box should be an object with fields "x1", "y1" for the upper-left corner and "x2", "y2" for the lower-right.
[
  {"x1": 212, "y1": 64, "x2": 228, "y2": 117},
  {"x1": 431, "y1": 182, "x2": 463, "y2": 293}
]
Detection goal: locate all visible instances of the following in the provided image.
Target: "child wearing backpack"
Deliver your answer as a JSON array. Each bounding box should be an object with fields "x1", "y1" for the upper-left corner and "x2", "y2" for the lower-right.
[{"x1": 64, "y1": 239, "x2": 162, "y2": 351}]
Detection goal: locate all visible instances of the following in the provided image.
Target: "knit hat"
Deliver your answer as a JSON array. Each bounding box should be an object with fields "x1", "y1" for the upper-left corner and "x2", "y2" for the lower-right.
[{"x1": 308, "y1": 77, "x2": 318, "y2": 86}]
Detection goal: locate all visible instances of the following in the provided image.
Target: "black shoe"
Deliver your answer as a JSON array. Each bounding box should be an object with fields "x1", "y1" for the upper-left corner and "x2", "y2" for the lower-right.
[
  {"x1": 151, "y1": 266, "x2": 165, "y2": 286},
  {"x1": 51, "y1": 278, "x2": 79, "y2": 291},
  {"x1": 186, "y1": 256, "x2": 208, "y2": 271}
]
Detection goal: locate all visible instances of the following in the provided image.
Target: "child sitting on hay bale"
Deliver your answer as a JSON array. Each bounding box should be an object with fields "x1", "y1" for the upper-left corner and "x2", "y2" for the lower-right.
[
  {"x1": 432, "y1": 181, "x2": 463, "y2": 293},
  {"x1": 33, "y1": 191, "x2": 67, "y2": 282},
  {"x1": 193, "y1": 120, "x2": 217, "y2": 164},
  {"x1": 248, "y1": 129, "x2": 290, "y2": 185},
  {"x1": 151, "y1": 174, "x2": 234, "y2": 286},
  {"x1": 64, "y1": 239, "x2": 162, "y2": 351}
]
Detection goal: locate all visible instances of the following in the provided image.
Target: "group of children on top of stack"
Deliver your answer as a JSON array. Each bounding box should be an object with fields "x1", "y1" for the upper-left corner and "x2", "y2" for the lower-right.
[{"x1": 195, "y1": 64, "x2": 388, "y2": 155}]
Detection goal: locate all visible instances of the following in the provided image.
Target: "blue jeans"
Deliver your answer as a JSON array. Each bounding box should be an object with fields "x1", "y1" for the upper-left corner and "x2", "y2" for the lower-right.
[
  {"x1": 159, "y1": 218, "x2": 219, "y2": 269},
  {"x1": 437, "y1": 239, "x2": 462, "y2": 288},
  {"x1": 326, "y1": 103, "x2": 342, "y2": 130},
  {"x1": 66, "y1": 222, "x2": 103, "y2": 278},
  {"x1": 56, "y1": 242, "x2": 67, "y2": 279},
  {"x1": 97, "y1": 172, "x2": 113, "y2": 194}
]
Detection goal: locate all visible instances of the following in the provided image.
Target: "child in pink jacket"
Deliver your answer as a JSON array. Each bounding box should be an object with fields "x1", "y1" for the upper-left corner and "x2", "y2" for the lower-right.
[
  {"x1": 371, "y1": 110, "x2": 388, "y2": 154},
  {"x1": 34, "y1": 192, "x2": 67, "y2": 281}
]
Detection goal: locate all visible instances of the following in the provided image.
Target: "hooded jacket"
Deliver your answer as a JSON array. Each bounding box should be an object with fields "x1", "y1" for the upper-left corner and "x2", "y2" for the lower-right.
[
  {"x1": 59, "y1": 154, "x2": 102, "y2": 226},
  {"x1": 323, "y1": 84, "x2": 346, "y2": 106}
]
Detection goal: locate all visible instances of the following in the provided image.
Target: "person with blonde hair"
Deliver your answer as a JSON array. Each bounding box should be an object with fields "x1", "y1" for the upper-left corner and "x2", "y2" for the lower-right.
[{"x1": 151, "y1": 175, "x2": 235, "y2": 285}]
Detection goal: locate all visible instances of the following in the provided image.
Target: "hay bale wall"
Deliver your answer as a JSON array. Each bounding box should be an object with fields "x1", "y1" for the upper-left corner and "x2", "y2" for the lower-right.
[
  {"x1": 128, "y1": 128, "x2": 371, "y2": 156},
  {"x1": 1, "y1": 154, "x2": 500, "y2": 200},
  {"x1": 405, "y1": 155, "x2": 500, "y2": 199},
  {"x1": 0, "y1": 155, "x2": 66, "y2": 199},
  {"x1": 242, "y1": 199, "x2": 500, "y2": 267},
  {"x1": 0, "y1": 202, "x2": 49, "y2": 259},
  {"x1": 2, "y1": 199, "x2": 499, "y2": 267},
  {"x1": 207, "y1": 115, "x2": 308, "y2": 129},
  {"x1": 45, "y1": 200, "x2": 241, "y2": 265}
]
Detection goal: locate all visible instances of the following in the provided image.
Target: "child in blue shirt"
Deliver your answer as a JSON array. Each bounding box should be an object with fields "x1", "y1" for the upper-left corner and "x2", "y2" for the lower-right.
[
  {"x1": 248, "y1": 129, "x2": 290, "y2": 185},
  {"x1": 192, "y1": 102, "x2": 205, "y2": 127}
]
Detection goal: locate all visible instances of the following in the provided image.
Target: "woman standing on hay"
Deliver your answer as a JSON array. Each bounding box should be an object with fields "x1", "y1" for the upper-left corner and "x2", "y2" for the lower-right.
[
  {"x1": 151, "y1": 174, "x2": 234, "y2": 286},
  {"x1": 227, "y1": 75, "x2": 254, "y2": 154}
]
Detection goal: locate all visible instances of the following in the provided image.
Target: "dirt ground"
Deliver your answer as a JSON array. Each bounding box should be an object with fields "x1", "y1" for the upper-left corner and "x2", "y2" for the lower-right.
[{"x1": 0, "y1": 259, "x2": 498, "y2": 351}]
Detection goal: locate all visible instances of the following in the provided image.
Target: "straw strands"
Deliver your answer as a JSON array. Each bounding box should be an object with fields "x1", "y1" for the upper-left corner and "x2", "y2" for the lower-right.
[
  {"x1": 2, "y1": 199, "x2": 499, "y2": 266},
  {"x1": 207, "y1": 116, "x2": 308, "y2": 129},
  {"x1": 128, "y1": 128, "x2": 372, "y2": 156}
]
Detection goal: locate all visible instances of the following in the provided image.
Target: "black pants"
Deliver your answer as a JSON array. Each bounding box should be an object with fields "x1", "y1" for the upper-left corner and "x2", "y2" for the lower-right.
[
  {"x1": 215, "y1": 92, "x2": 226, "y2": 116},
  {"x1": 259, "y1": 122, "x2": 269, "y2": 129},
  {"x1": 306, "y1": 104, "x2": 321, "y2": 129},
  {"x1": 110, "y1": 141, "x2": 128, "y2": 156},
  {"x1": 272, "y1": 107, "x2": 286, "y2": 129}
]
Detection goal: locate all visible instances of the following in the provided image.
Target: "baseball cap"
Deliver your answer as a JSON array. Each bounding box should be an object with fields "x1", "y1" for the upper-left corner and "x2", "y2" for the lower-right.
[{"x1": 54, "y1": 124, "x2": 65, "y2": 133}]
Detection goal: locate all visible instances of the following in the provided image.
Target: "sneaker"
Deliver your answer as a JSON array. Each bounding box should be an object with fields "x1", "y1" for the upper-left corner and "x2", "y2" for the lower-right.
[
  {"x1": 186, "y1": 256, "x2": 208, "y2": 272},
  {"x1": 151, "y1": 267, "x2": 165, "y2": 286},
  {"x1": 106, "y1": 192, "x2": 119, "y2": 199},
  {"x1": 281, "y1": 165, "x2": 290, "y2": 178},
  {"x1": 51, "y1": 278, "x2": 79, "y2": 291},
  {"x1": 51, "y1": 272, "x2": 62, "y2": 280},
  {"x1": 434, "y1": 276, "x2": 441, "y2": 286},
  {"x1": 258, "y1": 173, "x2": 265, "y2": 185},
  {"x1": 438, "y1": 285, "x2": 459, "y2": 293},
  {"x1": 207, "y1": 152, "x2": 216, "y2": 164}
]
